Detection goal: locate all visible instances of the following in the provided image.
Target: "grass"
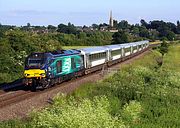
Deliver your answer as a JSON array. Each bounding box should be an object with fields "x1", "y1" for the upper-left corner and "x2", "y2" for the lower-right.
[
  {"x1": 150, "y1": 40, "x2": 162, "y2": 45},
  {"x1": 1, "y1": 44, "x2": 180, "y2": 127},
  {"x1": 161, "y1": 45, "x2": 180, "y2": 71}
]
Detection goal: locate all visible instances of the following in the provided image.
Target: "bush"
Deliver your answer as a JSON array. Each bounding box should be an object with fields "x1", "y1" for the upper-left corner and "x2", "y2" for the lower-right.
[
  {"x1": 31, "y1": 95, "x2": 126, "y2": 128},
  {"x1": 121, "y1": 101, "x2": 142, "y2": 123}
]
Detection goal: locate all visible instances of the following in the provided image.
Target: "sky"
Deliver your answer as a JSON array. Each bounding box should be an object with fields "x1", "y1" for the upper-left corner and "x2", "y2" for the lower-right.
[{"x1": 0, "y1": 0, "x2": 179, "y2": 26}]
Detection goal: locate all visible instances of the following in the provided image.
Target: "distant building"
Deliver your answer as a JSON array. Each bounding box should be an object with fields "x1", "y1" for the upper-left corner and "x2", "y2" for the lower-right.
[
  {"x1": 100, "y1": 26, "x2": 108, "y2": 32},
  {"x1": 109, "y1": 11, "x2": 118, "y2": 33},
  {"x1": 109, "y1": 10, "x2": 114, "y2": 28}
]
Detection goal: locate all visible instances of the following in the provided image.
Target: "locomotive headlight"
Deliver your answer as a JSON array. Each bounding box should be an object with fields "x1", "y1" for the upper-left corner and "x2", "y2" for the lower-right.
[
  {"x1": 25, "y1": 73, "x2": 30, "y2": 76},
  {"x1": 40, "y1": 73, "x2": 46, "y2": 77}
]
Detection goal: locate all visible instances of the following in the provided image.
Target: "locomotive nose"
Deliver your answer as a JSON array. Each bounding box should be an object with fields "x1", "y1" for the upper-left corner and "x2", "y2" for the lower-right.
[{"x1": 24, "y1": 69, "x2": 46, "y2": 78}]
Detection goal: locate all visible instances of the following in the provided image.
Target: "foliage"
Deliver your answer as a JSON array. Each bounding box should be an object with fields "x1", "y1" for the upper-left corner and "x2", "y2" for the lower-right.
[
  {"x1": 122, "y1": 101, "x2": 142, "y2": 123},
  {"x1": 159, "y1": 40, "x2": 169, "y2": 56},
  {"x1": 112, "y1": 31, "x2": 130, "y2": 44},
  {"x1": 57, "y1": 23, "x2": 79, "y2": 35},
  {"x1": 31, "y1": 95, "x2": 125, "y2": 128}
]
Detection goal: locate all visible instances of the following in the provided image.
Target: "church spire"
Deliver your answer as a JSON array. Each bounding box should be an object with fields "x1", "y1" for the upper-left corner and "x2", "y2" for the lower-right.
[{"x1": 109, "y1": 10, "x2": 113, "y2": 27}]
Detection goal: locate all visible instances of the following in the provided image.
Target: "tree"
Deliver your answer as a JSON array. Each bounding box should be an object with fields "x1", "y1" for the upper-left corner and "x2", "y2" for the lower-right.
[
  {"x1": 113, "y1": 20, "x2": 118, "y2": 29},
  {"x1": 159, "y1": 40, "x2": 168, "y2": 56},
  {"x1": 57, "y1": 23, "x2": 78, "y2": 34},
  {"x1": 166, "y1": 31, "x2": 175, "y2": 41},
  {"x1": 176, "y1": 21, "x2": 180, "y2": 34},
  {"x1": 166, "y1": 22, "x2": 176, "y2": 33},
  {"x1": 47, "y1": 25, "x2": 57, "y2": 32},
  {"x1": 47, "y1": 25, "x2": 56, "y2": 30},
  {"x1": 131, "y1": 26, "x2": 140, "y2": 36},
  {"x1": 140, "y1": 19, "x2": 149, "y2": 29},
  {"x1": 92, "y1": 24, "x2": 99, "y2": 30},
  {"x1": 112, "y1": 31, "x2": 129, "y2": 44},
  {"x1": 118, "y1": 20, "x2": 131, "y2": 30},
  {"x1": 27, "y1": 23, "x2": 31, "y2": 27},
  {"x1": 139, "y1": 26, "x2": 149, "y2": 38}
]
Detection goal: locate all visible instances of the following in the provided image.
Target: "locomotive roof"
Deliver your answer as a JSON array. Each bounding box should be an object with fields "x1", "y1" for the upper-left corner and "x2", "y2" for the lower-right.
[{"x1": 48, "y1": 49, "x2": 81, "y2": 57}]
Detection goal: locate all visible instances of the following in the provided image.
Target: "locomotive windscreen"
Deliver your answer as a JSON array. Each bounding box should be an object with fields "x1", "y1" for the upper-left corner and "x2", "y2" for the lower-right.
[{"x1": 25, "y1": 53, "x2": 47, "y2": 69}]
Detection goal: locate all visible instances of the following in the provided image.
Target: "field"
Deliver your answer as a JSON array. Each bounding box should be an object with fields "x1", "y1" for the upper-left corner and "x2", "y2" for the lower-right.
[{"x1": 0, "y1": 44, "x2": 180, "y2": 127}]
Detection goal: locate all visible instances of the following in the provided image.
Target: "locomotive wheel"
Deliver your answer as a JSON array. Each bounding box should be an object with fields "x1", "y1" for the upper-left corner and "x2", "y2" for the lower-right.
[
  {"x1": 31, "y1": 79, "x2": 37, "y2": 92},
  {"x1": 41, "y1": 80, "x2": 50, "y2": 89}
]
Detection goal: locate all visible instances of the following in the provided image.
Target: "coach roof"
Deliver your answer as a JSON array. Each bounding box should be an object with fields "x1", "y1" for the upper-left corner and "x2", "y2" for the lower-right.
[{"x1": 79, "y1": 46, "x2": 108, "y2": 54}]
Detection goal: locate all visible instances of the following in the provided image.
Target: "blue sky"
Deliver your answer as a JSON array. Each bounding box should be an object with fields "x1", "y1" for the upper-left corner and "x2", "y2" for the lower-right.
[{"x1": 0, "y1": 0, "x2": 179, "y2": 26}]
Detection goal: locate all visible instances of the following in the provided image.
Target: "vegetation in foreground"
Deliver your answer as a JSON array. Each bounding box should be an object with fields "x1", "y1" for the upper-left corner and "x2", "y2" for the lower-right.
[{"x1": 0, "y1": 44, "x2": 180, "y2": 127}]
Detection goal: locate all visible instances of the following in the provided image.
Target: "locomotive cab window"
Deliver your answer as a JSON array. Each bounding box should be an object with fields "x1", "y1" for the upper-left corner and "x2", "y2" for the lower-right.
[
  {"x1": 56, "y1": 60, "x2": 62, "y2": 73},
  {"x1": 25, "y1": 53, "x2": 47, "y2": 69}
]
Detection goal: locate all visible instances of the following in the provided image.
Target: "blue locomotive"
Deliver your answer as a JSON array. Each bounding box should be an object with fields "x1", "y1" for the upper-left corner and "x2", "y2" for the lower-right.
[{"x1": 24, "y1": 50, "x2": 84, "y2": 91}]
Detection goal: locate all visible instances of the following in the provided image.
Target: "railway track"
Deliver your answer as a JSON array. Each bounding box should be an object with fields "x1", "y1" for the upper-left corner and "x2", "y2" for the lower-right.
[
  {"x1": 0, "y1": 69, "x2": 102, "y2": 109},
  {"x1": 0, "y1": 91, "x2": 35, "y2": 108},
  {"x1": 0, "y1": 90, "x2": 6, "y2": 95}
]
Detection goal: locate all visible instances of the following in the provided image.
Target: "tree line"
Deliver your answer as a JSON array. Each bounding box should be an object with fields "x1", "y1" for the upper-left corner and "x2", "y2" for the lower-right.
[{"x1": 112, "y1": 19, "x2": 180, "y2": 44}]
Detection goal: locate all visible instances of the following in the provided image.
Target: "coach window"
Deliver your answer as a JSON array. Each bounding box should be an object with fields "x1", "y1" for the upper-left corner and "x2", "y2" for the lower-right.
[
  {"x1": 125, "y1": 47, "x2": 130, "y2": 53},
  {"x1": 89, "y1": 55, "x2": 93, "y2": 61},
  {"x1": 56, "y1": 60, "x2": 62, "y2": 73},
  {"x1": 94, "y1": 54, "x2": 96, "y2": 60}
]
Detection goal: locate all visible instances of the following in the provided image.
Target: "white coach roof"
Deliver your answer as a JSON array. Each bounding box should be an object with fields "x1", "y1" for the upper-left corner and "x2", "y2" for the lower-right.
[
  {"x1": 79, "y1": 46, "x2": 108, "y2": 54},
  {"x1": 105, "y1": 44, "x2": 123, "y2": 50},
  {"x1": 79, "y1": 40, "x2": 149, "y2": 54}
]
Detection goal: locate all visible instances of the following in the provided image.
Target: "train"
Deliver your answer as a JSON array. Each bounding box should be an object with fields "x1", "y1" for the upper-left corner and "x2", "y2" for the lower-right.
[{"x1": 23, "y1": 40, "x2": 149, "y2": 91}]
